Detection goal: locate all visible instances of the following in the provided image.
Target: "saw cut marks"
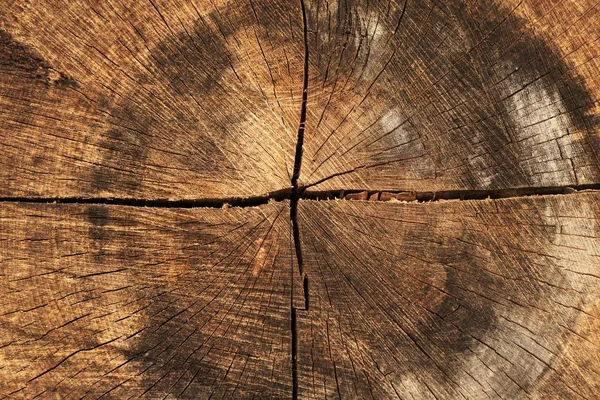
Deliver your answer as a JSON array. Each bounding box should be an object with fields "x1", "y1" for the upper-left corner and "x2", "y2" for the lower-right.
[
  {"x1": 0, "y1": 202, "x2": 295, "y2": 398},
  {"x1": 301, "y1": 0, "x2": 600, "y2": 192},
  {"x1": 0, "y1": 0, "x2": 305, "y2": 199},
  {"x1": 296, "y1": 192, "x2": 600, "y2": 399}
]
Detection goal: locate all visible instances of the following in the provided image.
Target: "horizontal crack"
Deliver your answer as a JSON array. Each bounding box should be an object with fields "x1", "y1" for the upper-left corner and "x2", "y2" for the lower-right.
[
  {"x1": 1, "y1": 184, "x2": 599, "y2": 209},
  {"x1": 301, "y1": 183, "x2": 600, "y2": 203},
  {"x1": 0, "y1": 188, "x2": 293, "y2": 209}
]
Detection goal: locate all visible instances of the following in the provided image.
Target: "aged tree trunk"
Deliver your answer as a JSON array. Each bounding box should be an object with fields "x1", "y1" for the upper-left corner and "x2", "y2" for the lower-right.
[{"x1": 1, "y1": 0, "x2": 599, "y2": 399}]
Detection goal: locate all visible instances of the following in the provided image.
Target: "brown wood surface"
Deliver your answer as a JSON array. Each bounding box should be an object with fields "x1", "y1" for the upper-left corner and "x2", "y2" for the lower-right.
[
  {"x1": 0, "y1": 1, "x2": 304, "y2": 199},
  {"x1": 0, "y1": 202, "x2": 295, "y2": 398},
  {"x1": 1, "y1": 0, "x2": 600, "y2": 399},
  {"x1": 1, "y1": 194, "x2": 599, "y2": 398},
  {"x1": 296, "y1": 192, "x2": 600, "y2": 399},
  {"x1": 1, "y1": 0, "x2": 600, "y2": 198},
  {"x1": 301, "y1": 0, "x2": 600, "y2": 192}
]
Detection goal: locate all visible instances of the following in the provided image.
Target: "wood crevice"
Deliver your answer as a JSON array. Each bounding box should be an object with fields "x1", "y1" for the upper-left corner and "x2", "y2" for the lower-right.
[
  {"x1": 290, "y1": 1, "x2": 310, "y2": 398},
  {"x1": 0, "y1": 190, "x2": 293, "y2": 209},
  {"x1": 301, "y1": 183, "x2": 600, "y2": 202},
  {"x1": 2, "y1": 183, "x2": 600, "y2": 209}
]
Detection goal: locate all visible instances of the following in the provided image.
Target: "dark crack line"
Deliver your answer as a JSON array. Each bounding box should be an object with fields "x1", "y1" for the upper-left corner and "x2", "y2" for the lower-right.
[
  {"x1": 1, "y1": 184, "x2": 600, "y2": 210},
  {"x1": 0, "y1": 188, "x2": 293, "y2": 209},
  {"x1": 290, "y1": 307, "x2": 299, "y2": 400},
  {"x1": 290, "y1": 0, "x2": 310, "y2": 398},
  {"x1": 1, "y1": 184, "x2": 599, "y2": 210},
  {"x1": 300, "y1": 183, "x2": 600, "y2": 202}
]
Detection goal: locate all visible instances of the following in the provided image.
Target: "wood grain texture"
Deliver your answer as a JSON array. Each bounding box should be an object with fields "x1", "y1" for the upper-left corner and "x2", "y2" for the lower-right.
[
  {"x1": 301, "y1": 0, "x2": 600, "y2": 192},
  {"x1": 0, "y1": 0, "x2": 304, "y2": 199},
  {"x1": 2, "y1": 0, "x2": 600, "y2": 398},
  {"x1": 296, "y1": 192, "x2": 600, "y2": 399},
  {"x1": 0, "y1": 202, "x2": 295, "y2": 398},
  {"x1": 2, "y1": 0, "x2": 600, "y2": 199}
]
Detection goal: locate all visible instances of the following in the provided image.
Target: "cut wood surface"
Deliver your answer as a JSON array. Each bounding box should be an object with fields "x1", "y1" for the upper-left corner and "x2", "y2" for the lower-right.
[
  {"x1": 1, "y1": 0, "x2": 600, "y2": 399},
  {"x1": 0, "y1": 202, "x2": 296, "y2": 398},
  {"x1": 0, "y1": 1, "x2": 304, "y2": 199},
  {"x1": 1, "y1": 193, "x2": 599, "y2": 398},
  {"x1": 1, "y1": 0, "x2": 600, "y2": 199},
  {"x1": 301, "y1": 0, "x2": 600, "y2": 192},
  {"x1": 297, "y1": 192, "x2": 600, "y2": 399}
]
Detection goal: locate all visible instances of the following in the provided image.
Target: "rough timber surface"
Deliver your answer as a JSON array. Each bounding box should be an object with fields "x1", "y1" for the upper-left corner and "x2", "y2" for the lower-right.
[
  {"x1": 1, "y1": 1, "x2": 600, "y2": 199},
  {"x1": 0, "y1": 202, "x2": 295, "y2": 398},
  {"x1": 300, "y1": 0, "x2": 600, "y2": 192},
  {"x1": 0, "y1": 1, "x2": 304, "y2": 199},
  {"x1": 296, "y1": 192, "x2": 600, "y2": 399},
  {"x1": 1, "y1": 0, "x2": 600, "y2": 399}
]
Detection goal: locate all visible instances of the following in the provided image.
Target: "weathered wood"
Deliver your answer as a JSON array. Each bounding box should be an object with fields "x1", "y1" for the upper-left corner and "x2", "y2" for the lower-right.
[
  {"x1": 301, "y1": 0, "x2": 600, "y2": 192},
  {"x1": 3, "y1": 194, "x2": 599, "y2": 398},
  {"x1": 0, "y1": 1, "x2": 304, "y2": 199},
  {"x1": 1, "y1": 0, "x2": 600, "y2": 398},
  {"x1": 296, "y1": 192, "x2": 600, "y2": 399},
  {"x1": 2, "y1": 1, "x2": 600, "y2": 200},
  {"x1": 0, "y1": 202, "x2": 295, "y2": 398}
]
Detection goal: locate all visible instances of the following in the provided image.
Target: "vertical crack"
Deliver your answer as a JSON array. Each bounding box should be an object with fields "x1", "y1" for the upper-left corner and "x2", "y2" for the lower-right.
[
  {"x1": 291, "y1": 0, "x2": 309, "y2": 196},
  {"x1": 291, "y1": 307, "x2": 298, "y2": 399},
  {"x1": 291, "y1": 0, "x2": 310, "y2": 398},
  {"x1": 303, "y1": 274, "x2": 309, "y2": 310}
]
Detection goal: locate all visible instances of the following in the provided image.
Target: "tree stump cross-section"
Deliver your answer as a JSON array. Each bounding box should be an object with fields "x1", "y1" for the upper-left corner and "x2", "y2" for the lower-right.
[{"x1": 1, "y1": 1, "x2": 600, "y2": 399}]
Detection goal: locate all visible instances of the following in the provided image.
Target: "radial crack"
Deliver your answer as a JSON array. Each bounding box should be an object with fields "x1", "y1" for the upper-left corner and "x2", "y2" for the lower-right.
[
  {"x1": 0, "y1": 188, "x2": 293, "y2": 209},
  {"x1": 301, "y1": 183, "x2": 600, "y2": 202},
  {"x1": 290, "y1": 0, "x2": 310, "y2": 398}
]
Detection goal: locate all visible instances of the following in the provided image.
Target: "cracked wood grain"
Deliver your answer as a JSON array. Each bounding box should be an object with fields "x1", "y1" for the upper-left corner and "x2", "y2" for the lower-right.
[
  {"x1": 296, "y1": 192, "x2": 600, "y2": 399},
  {"x1": 0, "y1": 1, "x2": 305, "y2": 199},
  {"x1": 300, "y1": 0, "x2": 600, "y2": 193},
  {"x1": 2, "y1": 193, "x2": 598, "y2": 398},
  {"x1": 1, "y1": 0, "x2": 600, "y2": 399},
  {"x1": 1, "y1": 0, "x2": 600, "y2": 200},
  {"x1": 0, "y1": 202, "x2": 296, "y2": 398}
]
